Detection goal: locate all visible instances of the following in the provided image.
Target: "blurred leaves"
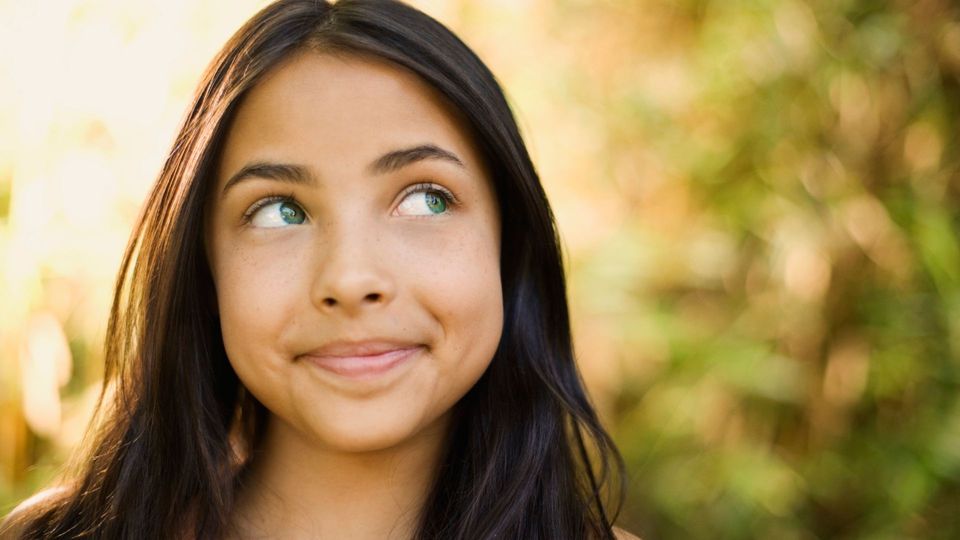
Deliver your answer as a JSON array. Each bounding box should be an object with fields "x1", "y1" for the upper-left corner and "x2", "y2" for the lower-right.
[{"x1": 543, "y1": 0, "x2": 960, "y2": 538}]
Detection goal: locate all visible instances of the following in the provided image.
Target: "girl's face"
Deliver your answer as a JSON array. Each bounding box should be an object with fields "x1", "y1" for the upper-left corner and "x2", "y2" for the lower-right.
[{"x1": 204, "y1": 52, "x2": 503, "y2": 453}]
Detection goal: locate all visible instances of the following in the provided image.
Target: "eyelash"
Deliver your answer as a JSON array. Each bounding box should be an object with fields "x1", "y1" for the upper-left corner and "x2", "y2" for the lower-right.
[
  {"x1": 402, "y1": 182, "x2": 460, "y2": 210},
  {"x1": 240, "y1": 182, "x2": 460, "y2": 224},
  {"x1": 241, "y1": 191, "x2": 297, "y2": 224}
]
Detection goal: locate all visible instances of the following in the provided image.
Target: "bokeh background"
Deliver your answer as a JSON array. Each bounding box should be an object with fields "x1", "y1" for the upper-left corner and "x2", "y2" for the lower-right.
[{"x1": 1, "y1": 0, "x2": 959, "y2": 538}]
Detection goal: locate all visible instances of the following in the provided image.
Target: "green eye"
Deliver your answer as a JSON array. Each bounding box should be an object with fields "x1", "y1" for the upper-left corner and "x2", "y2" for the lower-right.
[
  {"x1": 279, "y1": 202, "x2": 305, "y2": 223},
  {"x1": 424, "y1": 192, "x2": 446, "y2": 214},
  {"x1": 397, "y1": 186, "x2": 454, "y2": 216},
  {"x1": 248, "y1": 199, "x2": 307, "y2": 228}
]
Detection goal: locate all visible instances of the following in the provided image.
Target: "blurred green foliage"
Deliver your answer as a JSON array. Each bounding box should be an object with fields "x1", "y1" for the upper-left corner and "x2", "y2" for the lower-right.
[{"x1": 550, "y1": 0, "x2": 960, "y2": 538}]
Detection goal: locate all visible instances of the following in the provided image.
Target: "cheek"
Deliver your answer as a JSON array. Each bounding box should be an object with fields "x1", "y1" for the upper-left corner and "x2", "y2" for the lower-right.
[
  {"x1": 413, "y1": 221, "x2": 503, "y2": 395},
  {"x1": 211, "y1": 243, "x2": 307, "y2": 392},
  {"x1": 432, "y1": 252, "x2": 502, "y2": 343}
]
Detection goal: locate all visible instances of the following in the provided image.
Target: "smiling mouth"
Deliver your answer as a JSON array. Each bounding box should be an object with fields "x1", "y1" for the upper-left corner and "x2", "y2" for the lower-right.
[{"x1": 301, "y1": 345, "x2": 423, "y2": 379}]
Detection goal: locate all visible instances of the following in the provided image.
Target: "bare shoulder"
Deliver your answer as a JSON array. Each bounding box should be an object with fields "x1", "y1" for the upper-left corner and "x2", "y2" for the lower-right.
[
  {"x1": 1, "y1": 486, "x2": 68, "y2": 538},
  {"x1": 614, "y1": 526, "x2": 642, "y2": 540}
]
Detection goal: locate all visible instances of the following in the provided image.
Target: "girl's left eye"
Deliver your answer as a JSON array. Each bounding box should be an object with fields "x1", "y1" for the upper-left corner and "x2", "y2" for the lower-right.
[{"x1": 396, "y1": 184, "x2": 456, "y2": 217}]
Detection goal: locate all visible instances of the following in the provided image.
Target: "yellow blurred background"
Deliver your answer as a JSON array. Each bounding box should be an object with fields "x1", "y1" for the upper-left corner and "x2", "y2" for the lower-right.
[{"x1": 2, "y1": 0, "x2": 959, "y2": 538}]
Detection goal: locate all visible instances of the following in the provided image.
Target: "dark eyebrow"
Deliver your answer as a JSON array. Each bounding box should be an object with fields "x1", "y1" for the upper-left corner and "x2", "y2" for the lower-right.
[
  {"x1": 221, "y1": 144, "x2": 465, "y2": 197},
  {"x1": 366, "y1": 144, "x2": 465, "y2": 175},
  {"x1": 222, "y1": 162, "x2": 312, "y2": 196}
]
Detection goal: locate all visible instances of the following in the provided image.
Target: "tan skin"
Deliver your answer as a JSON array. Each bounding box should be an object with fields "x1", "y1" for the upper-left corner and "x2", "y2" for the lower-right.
[{"x1": 204, "y1": 51, "x2": 503, "y2": 539}]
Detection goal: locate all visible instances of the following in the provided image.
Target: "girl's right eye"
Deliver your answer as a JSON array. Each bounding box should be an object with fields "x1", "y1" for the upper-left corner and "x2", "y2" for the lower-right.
[{"x1": 244, "y1": 197, "x2": 308, "y2": 228}]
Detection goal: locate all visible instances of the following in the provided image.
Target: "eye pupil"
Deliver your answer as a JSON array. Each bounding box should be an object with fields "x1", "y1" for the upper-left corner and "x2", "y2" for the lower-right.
[
  {"x1": 280, "y1": 202, "x2": 305, "y2": 224},
  {"x1": 425, "y1": 192, "x2": 446, "y2": 214}
]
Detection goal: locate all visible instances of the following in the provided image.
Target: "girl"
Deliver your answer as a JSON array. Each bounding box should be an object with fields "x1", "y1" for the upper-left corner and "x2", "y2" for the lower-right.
[{"x1": 2, "y1": 1, "x2": 633, "y2": 538}]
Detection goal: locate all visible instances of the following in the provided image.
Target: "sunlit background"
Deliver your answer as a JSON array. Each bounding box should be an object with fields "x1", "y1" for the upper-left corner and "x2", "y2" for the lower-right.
[{"x1": 2, "y1": 0, "x2": 959, "y2": 538}]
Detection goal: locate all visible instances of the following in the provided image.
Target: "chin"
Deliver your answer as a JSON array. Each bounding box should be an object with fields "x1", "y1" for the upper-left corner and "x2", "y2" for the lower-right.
[
  {"x1": 321, "y1": 430, "x2": 413, "y2": 454},
  {"x1": 296, "y1": 402, "x2": 448, "y2": 455}
]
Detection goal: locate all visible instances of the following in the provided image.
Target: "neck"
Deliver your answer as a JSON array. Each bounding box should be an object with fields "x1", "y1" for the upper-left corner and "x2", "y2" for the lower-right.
[{"x1": 229, "y1": 414, "x2": 450, "y2": 540}]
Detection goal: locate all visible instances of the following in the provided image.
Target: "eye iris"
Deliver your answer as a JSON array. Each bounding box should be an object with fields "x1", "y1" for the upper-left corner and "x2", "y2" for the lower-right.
[
  {"x1": 279, "y1": 202, "x2": 305, "y2": 224},
  {"x1": 425, "y1": 192, "x2": 446, "y2": 214}
]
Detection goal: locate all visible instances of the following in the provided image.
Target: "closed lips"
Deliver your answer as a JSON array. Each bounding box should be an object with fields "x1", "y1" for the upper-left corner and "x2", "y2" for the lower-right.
[
  {"x1": 301, "y1": 341, "x2": 424, "y2": 378},
  {"x1": 302, "y1": 340, "x2": 423, "y2": 358}
]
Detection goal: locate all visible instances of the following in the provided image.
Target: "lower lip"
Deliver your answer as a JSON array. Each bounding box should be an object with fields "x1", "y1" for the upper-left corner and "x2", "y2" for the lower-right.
[{"x1": 303, "y1": 346, "x2": 422, "y2": 379}]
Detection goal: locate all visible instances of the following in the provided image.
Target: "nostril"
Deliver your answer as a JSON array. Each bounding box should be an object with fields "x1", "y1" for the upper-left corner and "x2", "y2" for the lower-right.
[{"x1": 319, "y1": 292, "x2": 383, "y2": 309}]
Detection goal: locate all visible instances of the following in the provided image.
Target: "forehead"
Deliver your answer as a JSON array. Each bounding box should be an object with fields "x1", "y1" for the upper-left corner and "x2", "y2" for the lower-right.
[{"x1": 216, "y1": 50, "x2": 486, "y2": 185}]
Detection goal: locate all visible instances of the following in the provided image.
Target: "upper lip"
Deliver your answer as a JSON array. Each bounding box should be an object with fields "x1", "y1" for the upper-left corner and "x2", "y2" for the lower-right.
[{"x1": 301, "y1": 339, "x2": 422, "y2": 358}]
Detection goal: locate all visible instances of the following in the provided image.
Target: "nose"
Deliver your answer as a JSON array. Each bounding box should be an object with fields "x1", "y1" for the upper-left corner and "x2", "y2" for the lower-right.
[{"x1": 309, "y1": 222, "x2": 396, "y2": 317}]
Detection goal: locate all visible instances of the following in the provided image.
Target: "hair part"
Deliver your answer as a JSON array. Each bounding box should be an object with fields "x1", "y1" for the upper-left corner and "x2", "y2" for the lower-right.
[{"x1": 10, "y1": 1, "x2": 625, "y2": 538}]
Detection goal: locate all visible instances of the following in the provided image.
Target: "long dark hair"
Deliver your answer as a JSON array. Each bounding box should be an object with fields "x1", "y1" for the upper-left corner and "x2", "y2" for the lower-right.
[{"x1": 11, "y1": 1, "x2": 625, "y2": 538}]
